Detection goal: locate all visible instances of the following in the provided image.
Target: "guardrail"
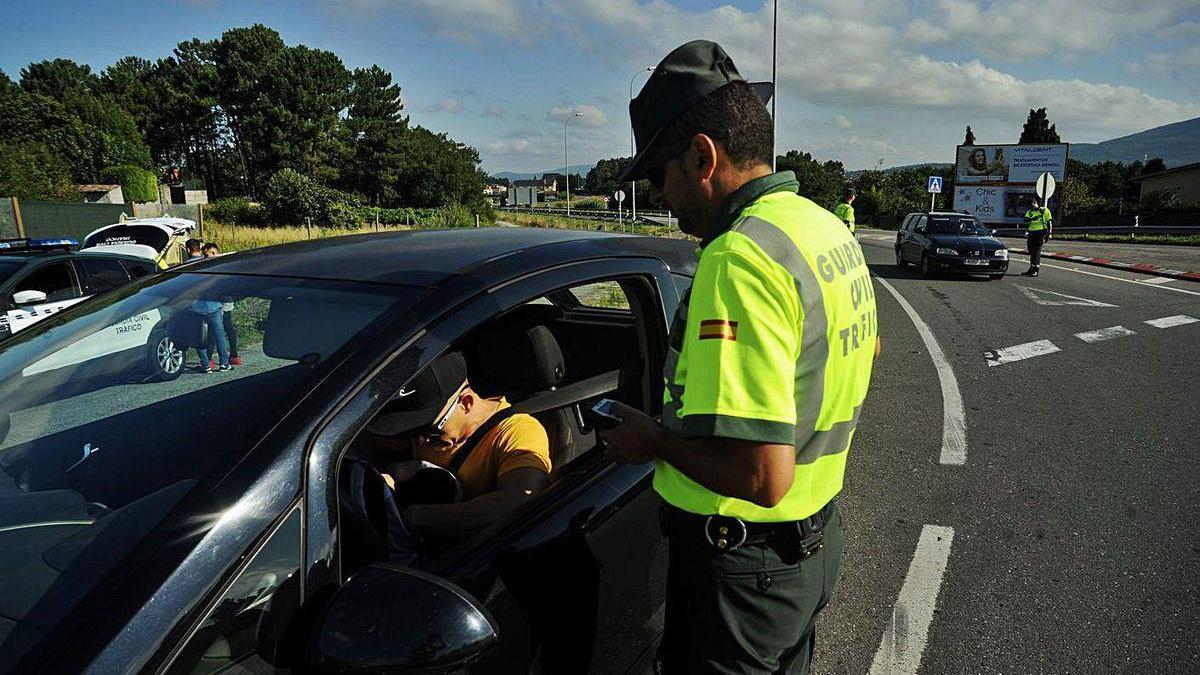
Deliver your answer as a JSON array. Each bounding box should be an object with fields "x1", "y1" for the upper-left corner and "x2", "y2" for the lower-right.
[{"x1": 499, "y1": 206, "x2": 671, "y2": 224}]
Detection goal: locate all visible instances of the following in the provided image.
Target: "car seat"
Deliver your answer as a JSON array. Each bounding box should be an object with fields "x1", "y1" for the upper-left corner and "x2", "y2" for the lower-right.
[{"x1": 466, "y1": 322, "x2": 594, "y2": 471}]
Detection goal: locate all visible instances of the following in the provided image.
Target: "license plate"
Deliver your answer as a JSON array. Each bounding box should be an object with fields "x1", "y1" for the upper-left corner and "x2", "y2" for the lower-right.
[{"x1": 964, "y1": 259, "x2": 988, "y2": 266}]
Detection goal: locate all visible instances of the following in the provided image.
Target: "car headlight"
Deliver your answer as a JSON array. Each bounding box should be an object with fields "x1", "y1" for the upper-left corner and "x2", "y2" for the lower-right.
[
  {"x1": 935, "y1": 247, "x2": 958, "y2": 256},
  {"x1": 994, "y1": 249, "x2": 1009, "y2": 258}
]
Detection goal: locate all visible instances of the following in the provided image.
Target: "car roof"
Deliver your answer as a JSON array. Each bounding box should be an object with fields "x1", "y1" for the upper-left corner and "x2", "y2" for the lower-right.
[
  {"x1": 186, "y1": 228, "x2": 698, "y2": 287},
  {"x1": 0, "y1": 250, "x2": 152, "y2": 265}
]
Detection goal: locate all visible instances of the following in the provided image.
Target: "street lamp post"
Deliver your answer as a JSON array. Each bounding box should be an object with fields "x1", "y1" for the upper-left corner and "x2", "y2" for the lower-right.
[
  {"x1": 630, "y1": 66, "x2": 653, "y2": 226},
  {"x1": 564, "y1": 111, "x2": 583, "y2": 216}
]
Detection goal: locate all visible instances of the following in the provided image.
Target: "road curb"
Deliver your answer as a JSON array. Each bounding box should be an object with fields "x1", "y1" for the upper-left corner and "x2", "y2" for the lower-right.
[{"x1": 1009, "y1": 249, "x2": 1200, "y2": 282}]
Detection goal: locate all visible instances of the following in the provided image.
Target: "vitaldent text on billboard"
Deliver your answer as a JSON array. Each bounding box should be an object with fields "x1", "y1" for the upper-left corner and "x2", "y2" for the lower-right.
[{"x1": 955, "y1": 144, "x2": 1068, "y2": 184}]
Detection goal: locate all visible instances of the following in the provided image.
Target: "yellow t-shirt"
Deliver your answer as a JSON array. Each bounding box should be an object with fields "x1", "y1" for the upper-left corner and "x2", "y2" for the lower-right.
[{"x1": 415, "y1": 398, "x2": 551, "y2": 499}]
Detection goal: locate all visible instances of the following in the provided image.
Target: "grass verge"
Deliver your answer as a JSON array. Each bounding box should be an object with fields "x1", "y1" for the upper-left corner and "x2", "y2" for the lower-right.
[{"x1": 1052, "y1": 233, "x2": 1200, "y2": 246}]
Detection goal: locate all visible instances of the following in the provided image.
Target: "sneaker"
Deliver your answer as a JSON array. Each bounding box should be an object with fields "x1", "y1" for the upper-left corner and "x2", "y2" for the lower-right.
[
  {"x1": 230, "y1": 356, "x2": 243, "y2": 366},
  {"x1": 219, "y1": 364, "x2": 233, "y2": 372},
  {"x1": 201, "y1": 366, "x2": 213, "y2": 374}
]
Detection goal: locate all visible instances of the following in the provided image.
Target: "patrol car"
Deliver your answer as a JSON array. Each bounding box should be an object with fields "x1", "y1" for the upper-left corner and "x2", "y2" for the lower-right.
[
  {"x1": 0, "y1": 228, "x2": 696, "y2": 674},
  {"x1": 894, "y1": 211, "x2": 1009, "y2": 279},
  {"x1": 0, "y1": 239, "x2": 159, "y2": 339},
  {"x1": 79, "y1": 217, "x2": 197, "y2": 268}
]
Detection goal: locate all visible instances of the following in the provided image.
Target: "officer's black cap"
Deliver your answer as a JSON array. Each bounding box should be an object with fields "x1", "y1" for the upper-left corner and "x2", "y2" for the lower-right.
[{"x1": 621, "y1": 40, "x2": 770, "y2": 183}]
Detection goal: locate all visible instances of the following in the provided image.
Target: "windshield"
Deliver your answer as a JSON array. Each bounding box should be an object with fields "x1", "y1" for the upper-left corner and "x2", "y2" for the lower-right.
[
  {"x1": 81, "y1": 225, "x2": 171, "y2": 253},
  {"x1": 0, "y1": 272, "x2": 408, "y2": 662},
  {"x1": 927, "y1": 217, "x2": 990, "y2": 236}
]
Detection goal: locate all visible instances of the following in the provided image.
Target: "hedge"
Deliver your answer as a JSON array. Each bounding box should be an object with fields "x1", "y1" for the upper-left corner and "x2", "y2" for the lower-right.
[{"x1": 100, "y1": 165, "x2": 159, "y2": 203}]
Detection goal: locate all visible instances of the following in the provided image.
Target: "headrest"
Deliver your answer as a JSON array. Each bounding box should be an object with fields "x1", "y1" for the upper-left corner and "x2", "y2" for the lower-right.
[
  {"x1": 468, "y1": 324, "x2": 564, "y2": 399},
  {"x1": 263, "y1": 294, "x2": 371, "y2": 362}
]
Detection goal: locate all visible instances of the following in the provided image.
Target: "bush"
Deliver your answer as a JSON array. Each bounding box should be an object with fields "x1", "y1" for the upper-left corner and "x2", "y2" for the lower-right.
[
  {"x1": 100, "y1": 164, "x2": 158, "y2": 202},
  {"x1": 570, "y1": 196, "x2": 607, "y2": 211},
  {"x1": 262, "y1": 168, "x2": 362, "y2": 226},
  {"x1": 0, "y1": 142, "x2": 77, "y2": 201},
  {"x1": 207, "y1": 197, "x2": 265, "y2": 226}
]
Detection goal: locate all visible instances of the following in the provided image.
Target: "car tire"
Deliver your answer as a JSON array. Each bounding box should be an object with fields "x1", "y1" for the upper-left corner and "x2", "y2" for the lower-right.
[
  {"x1": 895, "y1": 247, "x2": 906, "y2": 268},
  {"x1": 146, "y1": 326, "x2": 184, "y2": 382},
  {"x1": 920, "y1": 253, "x2": 932, "y2": 277}
]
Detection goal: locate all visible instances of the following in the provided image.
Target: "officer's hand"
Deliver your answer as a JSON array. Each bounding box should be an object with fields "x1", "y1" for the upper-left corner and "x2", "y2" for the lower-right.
[{"x1": 597, "y1": 401, "x2": 660, "y2": 464}]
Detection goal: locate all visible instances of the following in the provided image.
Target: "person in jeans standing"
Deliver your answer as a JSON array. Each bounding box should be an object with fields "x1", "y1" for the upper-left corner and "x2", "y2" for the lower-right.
[
  {"x1": 202, "y1": 243, "x2": 242, "y2": 366},
  {"x1": 191, "y1": 298, "x2": 231, "y2": 373}
]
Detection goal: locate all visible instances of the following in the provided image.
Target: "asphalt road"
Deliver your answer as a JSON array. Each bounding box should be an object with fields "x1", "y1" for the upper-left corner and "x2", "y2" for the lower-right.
[
  {"x1": 996, "y1": 235, "x2": 1200, "y2": 272},
  {"x1": 813, "y1": 231, "x2": 1200, "y2": 674}
]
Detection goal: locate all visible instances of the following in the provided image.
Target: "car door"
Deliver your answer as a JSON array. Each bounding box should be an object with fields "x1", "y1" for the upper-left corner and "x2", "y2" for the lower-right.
[
  {"x1": 3, "y1": 259, "x2": 86, "y2": 334},
  {"x1": 308, "y1": 256, "x2": 679, "y2": 675},
  {"x1": 896, "y1": 215, "x2": 913, "y2": 260},
  {"x1": 77, "y1": 256, "x2": 133, "y2": 296},
  {"x1": 907, "y1": 215, "x2": 929, "y2": 259}
]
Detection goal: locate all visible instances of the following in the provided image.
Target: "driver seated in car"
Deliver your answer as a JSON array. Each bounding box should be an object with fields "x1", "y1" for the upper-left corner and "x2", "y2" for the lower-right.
[{"x1": 368, "y1": 351, "x2": 551, "y2": 543}]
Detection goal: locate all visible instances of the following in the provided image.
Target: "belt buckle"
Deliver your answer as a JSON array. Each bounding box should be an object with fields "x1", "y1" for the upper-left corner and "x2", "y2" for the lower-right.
[
  {"x1": 704, "y1": 516, "x2": 747, "y2": 552},
  {"x1": 799, "y1": 531, "x2": 824, "y2": 559}
]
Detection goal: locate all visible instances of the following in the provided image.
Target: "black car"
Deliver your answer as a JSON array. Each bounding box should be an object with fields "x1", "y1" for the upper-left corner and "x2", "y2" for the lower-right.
[
  {"x1": 0, "y1": 228, "x2": 696, "y2": 674},
  {"x1": 894, "y1": 211, "x2": 1009, "y2": 279},
  {"x1": 0, "y1": 239, "x2": 159, "y2": 339}
]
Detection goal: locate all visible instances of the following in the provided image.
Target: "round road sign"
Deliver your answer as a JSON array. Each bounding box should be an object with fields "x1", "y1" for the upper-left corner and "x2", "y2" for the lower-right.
[
  {"x1": 613, "y1": 190, "x2": 626, "y2": 202},
  {"x1": 1036, "y1": 172, "x2": 1057, "y2": 201}
]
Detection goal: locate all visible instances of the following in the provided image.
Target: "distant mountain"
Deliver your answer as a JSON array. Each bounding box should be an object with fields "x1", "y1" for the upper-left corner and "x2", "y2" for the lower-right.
[
  {"x1": 492, "y1": 164, "x2": 595, "y2": 183},
  {"x1": 1068, "y1": 117, "x2": 1200, "y2": 166}
]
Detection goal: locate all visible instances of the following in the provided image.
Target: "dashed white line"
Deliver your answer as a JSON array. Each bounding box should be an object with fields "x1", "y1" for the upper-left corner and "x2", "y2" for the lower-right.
[
  {"x1": 873, "y1": 276, "x2": 967, "y2": 465},
  {"x1": 869, "y1": 525, "x2": 955, "y2": 675},
  {"x1": 984, "y1": 339, "x2": 1061, "y2": 367},
  {"x1": 1144, "y1": 314, "x2": 1199, "y2": 329},
  {"x1": 1016, "y1": 285, "x2": 1117, "y2": 307},
  {"x1": 1074, "y1": 325, "x2": 1137, "y2": 343}
]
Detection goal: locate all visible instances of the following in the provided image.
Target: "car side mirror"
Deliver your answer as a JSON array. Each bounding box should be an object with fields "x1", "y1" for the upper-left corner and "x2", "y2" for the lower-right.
[
  {"x1": 308, "y1": 564, "x2": 498, "y2": 673},
  {"x1": 13, "y1": 290, "x2": 48, "y2": 306}
]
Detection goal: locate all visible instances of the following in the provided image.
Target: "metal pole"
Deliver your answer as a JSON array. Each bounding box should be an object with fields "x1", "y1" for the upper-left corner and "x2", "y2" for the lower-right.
[
  {"x1": 564, "y1": 117, "x2": 570, "y2": 217},
  {"x1": 771, "y1": 0, "x2": 778, "y2": 172},
  {"x1": 630, "y1": 67, "x2": 652, "y2": 224}
]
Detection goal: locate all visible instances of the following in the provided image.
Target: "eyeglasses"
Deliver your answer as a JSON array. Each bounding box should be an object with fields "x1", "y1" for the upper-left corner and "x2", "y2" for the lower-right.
[{"x1": 419, "y1": 379, "x2": 470, "y2": 442}]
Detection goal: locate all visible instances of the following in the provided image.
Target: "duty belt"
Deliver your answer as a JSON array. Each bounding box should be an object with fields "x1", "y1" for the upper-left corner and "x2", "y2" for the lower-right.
[{"x1": 660, "y1": 499, "x2": 836, "y2": 555}]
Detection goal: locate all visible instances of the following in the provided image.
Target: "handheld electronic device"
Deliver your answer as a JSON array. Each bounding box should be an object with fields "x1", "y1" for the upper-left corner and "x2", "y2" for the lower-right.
[{"x1": 590, "y1": 398, "x2": 624, "y2": 429}]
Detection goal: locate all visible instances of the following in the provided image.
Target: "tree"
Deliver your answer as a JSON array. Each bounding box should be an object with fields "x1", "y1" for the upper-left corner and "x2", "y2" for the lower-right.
[
  {"x1": 394, "y1": 126, "x2": 487, "y2": 209},
  {"x1": 963, "y1": 126, "x2": 976, "y2": 146},
  {"x1": 341, "y1": 65, "x2": 408, "y2": 205},
  {"x1": 0, "y1": 142, "x2": 77, "y2": 200},
  {"x1": 215, "y1": 25, "x2": 287, "y2": 197},
  {"x1": 1018, "y1": 108, "x2": 1060, "y2": 144},
  {"x1": 19, "y1": 58, "x2": 98, "y2": 99},
  {"x1": 776, "y1": 150, "x2": 845, "y2": 209},
  {"x1": 1141, "y1": 157, "x2": 1167, "y2": 175}
]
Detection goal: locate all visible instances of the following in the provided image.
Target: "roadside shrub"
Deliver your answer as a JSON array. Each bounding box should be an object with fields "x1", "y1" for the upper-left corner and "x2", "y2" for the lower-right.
[
  {"x1": 570, "y1": 196, "x2": 606, "y2": 211},
  {"x1": 262, "y1": 168, "x2": 362, "y2": 226},
  {"x1": 207, "y1": 196, "x2": 264, "y2": 226},
  {"x1": 100, "y1": 164, "x2": 158, "y2": 203}
]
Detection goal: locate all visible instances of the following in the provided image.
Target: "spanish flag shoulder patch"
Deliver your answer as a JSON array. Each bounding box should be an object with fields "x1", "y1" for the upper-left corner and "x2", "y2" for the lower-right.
[{"x1": 699, "y1": 319, "x2": 738, "y2": 341}]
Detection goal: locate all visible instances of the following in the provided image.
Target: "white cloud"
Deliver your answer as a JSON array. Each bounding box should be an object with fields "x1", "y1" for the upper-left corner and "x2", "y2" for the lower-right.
[
  {"x1": 835, "y1": 115, "x2": 852, "y2": 129},
  {"x1": 547, "y1": 104, "x2": 608, "y2": 128},
  {"x1": 904, "y1": 0, "x2": 1180, "y2": 61},
  {"x1": 1143, "y1": 46, "x2": 1200, "y2": 74},
  {"x1": 368, "y1": 0, "x2": 535, "y2": 45},
  {"x1": 437, "y1": 97, "x2": 464, "y2": 114}
]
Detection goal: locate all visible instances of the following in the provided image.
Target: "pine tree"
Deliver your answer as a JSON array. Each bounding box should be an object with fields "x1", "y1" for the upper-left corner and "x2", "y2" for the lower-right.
[{"x1": 1018, "y1": 108, "x2": 1061, "y2": 144}]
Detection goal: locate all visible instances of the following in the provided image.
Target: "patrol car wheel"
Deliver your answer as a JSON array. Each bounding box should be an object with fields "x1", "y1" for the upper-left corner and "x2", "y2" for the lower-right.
[{"x1": 146, "y1": 328, "x2": 184, "y2": 382}]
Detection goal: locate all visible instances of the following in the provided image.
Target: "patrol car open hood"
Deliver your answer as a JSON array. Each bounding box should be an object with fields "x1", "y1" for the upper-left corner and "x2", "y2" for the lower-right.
[{"x1": 927, "y1": 234, "x2": 1004, "y2": 252}]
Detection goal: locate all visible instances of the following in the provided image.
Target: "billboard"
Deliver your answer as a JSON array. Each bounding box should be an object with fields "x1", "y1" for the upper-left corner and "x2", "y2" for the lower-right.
[
  {"x1": 955, "y1": 144, "x2": 1068, "y2": 184},
  {"x1": 954, "y1": 185, "x2": 1062, "y2": 225}
]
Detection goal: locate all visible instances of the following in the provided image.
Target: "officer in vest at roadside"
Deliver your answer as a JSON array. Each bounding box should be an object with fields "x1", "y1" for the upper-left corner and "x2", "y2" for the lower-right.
[
  {"x1": 599, "y1": 40, "x2": 877, "y2": 674},
  {"x1": 833, "y1": 186, "x2": 856, "y2": 232},
  {"x1": 1022, "y1": 197, "x2": 1053, "y2": 276}
]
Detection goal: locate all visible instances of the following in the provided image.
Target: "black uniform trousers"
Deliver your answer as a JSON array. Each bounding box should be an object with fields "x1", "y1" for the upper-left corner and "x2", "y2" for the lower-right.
[
  {"x1": 1027, "y1": 230, "x2": 1047, "y2": 270},
  {"x1": 656, "y1": 505, "x2": 844, "y2": 675}
]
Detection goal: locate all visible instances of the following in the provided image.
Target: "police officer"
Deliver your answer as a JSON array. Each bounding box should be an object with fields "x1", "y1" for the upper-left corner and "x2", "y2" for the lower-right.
[
  {"x1": 833, "y1": 186, "x2": 856, "y2": 232},
  {"x1": 599, "y1": 41, "x2": 877, "y2": 674},
  {"x1": 1022, "y1": 197, "x2": 1053, "y2": 276}
]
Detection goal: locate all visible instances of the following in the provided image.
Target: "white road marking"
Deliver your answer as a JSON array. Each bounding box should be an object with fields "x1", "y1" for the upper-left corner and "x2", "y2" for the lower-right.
[
  {"x1": 1007, "y1": 252, "x2": 1200, "y2": 298},
  {"x1": 873, "y1": 276, "x2": 967, "y2": 465},
  {"x1": 1144, "y1": 315, "x2": 1199, "y2": 329},
  {"x1": 869, "y1": 525, "x2": 955, "y2": 675},
  {"x1": 1016, "y1": 285, "x2": 1117, "y2": 307},
  {"x1": 1139, "y1": 276, "x2": 1175, "y2": 285},
  {"x1": 1074, "y1": 325, "x2": 1136, "y2": 343},
  {"x1": 984, "y1": 339, "x2": 1061, "y2": 367}
]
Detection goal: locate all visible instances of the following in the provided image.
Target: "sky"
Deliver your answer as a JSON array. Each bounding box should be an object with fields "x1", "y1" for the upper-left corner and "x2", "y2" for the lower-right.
[{"x1": 2, "y1": 0, "x2": 1199, "y2": 173}]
